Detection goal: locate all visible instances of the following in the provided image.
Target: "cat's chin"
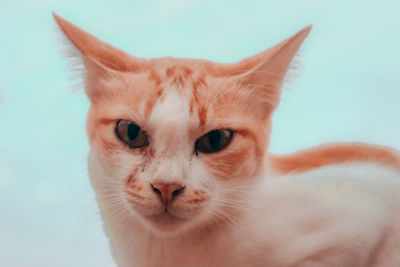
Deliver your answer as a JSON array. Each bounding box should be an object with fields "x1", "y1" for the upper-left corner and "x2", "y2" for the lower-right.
[{"x1": 144, "y1": 212, "x2": 188, "y2": 233}]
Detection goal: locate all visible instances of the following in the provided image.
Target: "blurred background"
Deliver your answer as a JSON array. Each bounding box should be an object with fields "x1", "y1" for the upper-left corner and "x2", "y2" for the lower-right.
[{"x1": 1, "y1": 0, "x2": 399, "y2": 266}]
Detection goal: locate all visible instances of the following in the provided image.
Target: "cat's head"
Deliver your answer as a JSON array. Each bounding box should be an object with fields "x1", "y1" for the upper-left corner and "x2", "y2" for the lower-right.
[{"x1": 54, "y1": 14, "x2": 310, "y2": 234}]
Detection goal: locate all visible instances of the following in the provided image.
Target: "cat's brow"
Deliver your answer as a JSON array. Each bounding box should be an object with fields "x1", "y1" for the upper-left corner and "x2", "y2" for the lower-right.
[
  {"x1": 165, "y1": 65, "x2": 195, "y2": 88},
  {"x1": 145, "y1": 64, "x2": 208, "y2": 126},
  {"x1": 96, "y1": 118, "x2": 116, "y2": 125},
  {"x1": 148, "y1": 70, "x2": 162, "y2": 86},
  {"x1": 144, "y1": 86, "x2": 164, "y2": 118},
  {"x1": 190, "y1": 75, "x2": 208, "y2": 126}
]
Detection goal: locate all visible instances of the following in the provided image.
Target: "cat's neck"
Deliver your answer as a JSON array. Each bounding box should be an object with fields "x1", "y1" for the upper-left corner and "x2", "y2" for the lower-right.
[{"x1": 101, "y1": 201, "x2": 237, "y2": 267}]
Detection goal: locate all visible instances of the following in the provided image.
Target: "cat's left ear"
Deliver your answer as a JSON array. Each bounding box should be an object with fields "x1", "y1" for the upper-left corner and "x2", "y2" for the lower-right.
[
  {"x1": 226, "y1": 26, "x2": 311, "y2": 116},
  {"x1": 53, "y1": 13, "x2": 143, "y2": 101}
]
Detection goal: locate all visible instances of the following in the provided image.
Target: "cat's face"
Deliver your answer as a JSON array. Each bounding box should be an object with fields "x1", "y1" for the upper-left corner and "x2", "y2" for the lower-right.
[
  {"x1": 87, "y1": 61, "x2": 271, "y2": 232},
  {"x1": 54, "y1": 14, "x2": 309, "y2": 233}
]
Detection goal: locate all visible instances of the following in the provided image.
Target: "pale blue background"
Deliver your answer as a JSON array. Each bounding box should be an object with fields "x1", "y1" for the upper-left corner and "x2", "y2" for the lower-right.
[{"x1": 1, "y1": 1, "x2": 399, "y2": 266}]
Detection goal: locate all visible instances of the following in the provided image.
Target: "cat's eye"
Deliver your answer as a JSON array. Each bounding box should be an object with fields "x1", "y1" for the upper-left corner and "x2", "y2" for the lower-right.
[
  {"x1": 195, "y1": 129, "x2": 233, "y2": 154},
  {"x1": 115, "y1": 120, "x2": 149, "y2": 148}
]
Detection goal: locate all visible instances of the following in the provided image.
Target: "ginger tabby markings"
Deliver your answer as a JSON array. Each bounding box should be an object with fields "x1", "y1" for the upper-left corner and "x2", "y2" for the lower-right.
[
  {"x1": 55, "y1": 13, "x2": 400, "y2": 267},
  {"x1": 271, "y1": 143, "x2": 400, "y2": 174}
]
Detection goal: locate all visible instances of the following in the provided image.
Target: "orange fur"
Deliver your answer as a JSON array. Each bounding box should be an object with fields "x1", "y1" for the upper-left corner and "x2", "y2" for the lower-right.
[
  {"x1": 54, "y1": 14, "x2": 143, "y2": 72},
  {"x1": 270, "y1": 143, "x2": 400, "y2": 174},
  {"x1": 204, "y1": 128, "x2": 267, "y2": 180},
  {"x1": 190, "y1": 75, "x2": 208, "y2": 126},
  {"x1": 144, "y1": 86, "x2": 163, "y2": 118}
]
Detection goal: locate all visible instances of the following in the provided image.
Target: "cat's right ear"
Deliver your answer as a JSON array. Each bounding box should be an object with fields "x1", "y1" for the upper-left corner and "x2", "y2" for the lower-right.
[
  {"x1": 217, "y1": 26, "x2": 311, "y2": 118},
  {"x1": 53, "y1": 13, "x2": 142, "y2": 101}
]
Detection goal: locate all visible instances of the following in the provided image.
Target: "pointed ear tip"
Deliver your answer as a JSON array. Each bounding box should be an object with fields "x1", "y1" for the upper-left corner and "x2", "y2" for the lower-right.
[
  {"x1": 52, "y1": 13, "x2": 70, "y2": 28},
  {"x1": 301, "y1": 25, "x2": 313, "y2": 36},
  {"x1": 52, "y1": 12, "x2": 63, "y2": 25},
  {"x1": 298, "y1": 25, "x2": 312, "y2": 35},
  {"x1": 52, "y1": 12, "x2": 59, "y2": 20},
  {"x1": 289, "y1": 25, "x2": 312, "y2": 43}
]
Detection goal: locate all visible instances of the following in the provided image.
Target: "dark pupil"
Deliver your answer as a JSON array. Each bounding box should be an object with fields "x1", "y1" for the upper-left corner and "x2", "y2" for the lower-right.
[
  {"x1": 208, "y1": 130, "x2": 222, "y2": 148},
  {"x1": 127, "y1": 123, "x2": 140, "y2": 141}
]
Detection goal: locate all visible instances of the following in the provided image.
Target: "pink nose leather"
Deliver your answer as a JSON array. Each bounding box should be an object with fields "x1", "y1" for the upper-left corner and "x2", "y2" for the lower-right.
[{"x1": 150, "y1": 182, "x2": 185, "y2": 210}]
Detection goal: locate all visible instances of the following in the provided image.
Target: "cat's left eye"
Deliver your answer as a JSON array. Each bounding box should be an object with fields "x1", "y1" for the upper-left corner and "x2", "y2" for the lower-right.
[
  {"x1": 195, "y1": 129, "x2": 233, "y2": 154},
  {"x1": 115, "y1": 120, "x2": 149, "y2": 148}
]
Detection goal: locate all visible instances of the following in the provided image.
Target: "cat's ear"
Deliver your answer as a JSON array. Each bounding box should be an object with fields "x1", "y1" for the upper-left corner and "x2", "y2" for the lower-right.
[
  {"x1": 227, "y1": 26, "x2": 311, "y2": 116},
  {"x1": 53, "y1": 13, "x2": 142, "y2": 101}
]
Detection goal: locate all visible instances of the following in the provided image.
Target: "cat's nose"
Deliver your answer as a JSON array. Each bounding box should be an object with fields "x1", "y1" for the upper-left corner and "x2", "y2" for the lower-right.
[{"x1": 150, "y1": 182, "x2": 185, "y2": 210}]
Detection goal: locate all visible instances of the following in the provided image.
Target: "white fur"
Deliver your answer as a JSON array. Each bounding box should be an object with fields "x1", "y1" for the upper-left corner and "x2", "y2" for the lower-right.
[
  {"x1": 146, "y1": 89, "x2": 192, "y2": 184},
  {"x1": 90, "y1": 151, "x2": 400, "y2": 267}
]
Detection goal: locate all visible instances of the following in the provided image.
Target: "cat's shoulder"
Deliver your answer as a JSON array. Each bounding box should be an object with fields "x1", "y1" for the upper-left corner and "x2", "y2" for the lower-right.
[{"x1": 263, "y1": 144, "x2": 400, "y2": 212}]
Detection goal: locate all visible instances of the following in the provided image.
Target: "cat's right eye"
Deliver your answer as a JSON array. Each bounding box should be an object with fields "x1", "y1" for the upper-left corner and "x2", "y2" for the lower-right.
[{"x1": 115, "y1": 120, "x2": 149, "y2": 148}]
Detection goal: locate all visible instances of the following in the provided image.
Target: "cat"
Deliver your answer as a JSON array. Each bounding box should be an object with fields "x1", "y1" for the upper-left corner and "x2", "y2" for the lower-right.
[{"x1": 54, "y1": 13, "x2": 400, "y2": 267}]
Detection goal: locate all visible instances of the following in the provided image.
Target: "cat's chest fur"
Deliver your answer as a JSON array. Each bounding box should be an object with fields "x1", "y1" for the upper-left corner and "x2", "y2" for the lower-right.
[{"x1": 92, "y1": 156, "x2": 400, "y2": 267}]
